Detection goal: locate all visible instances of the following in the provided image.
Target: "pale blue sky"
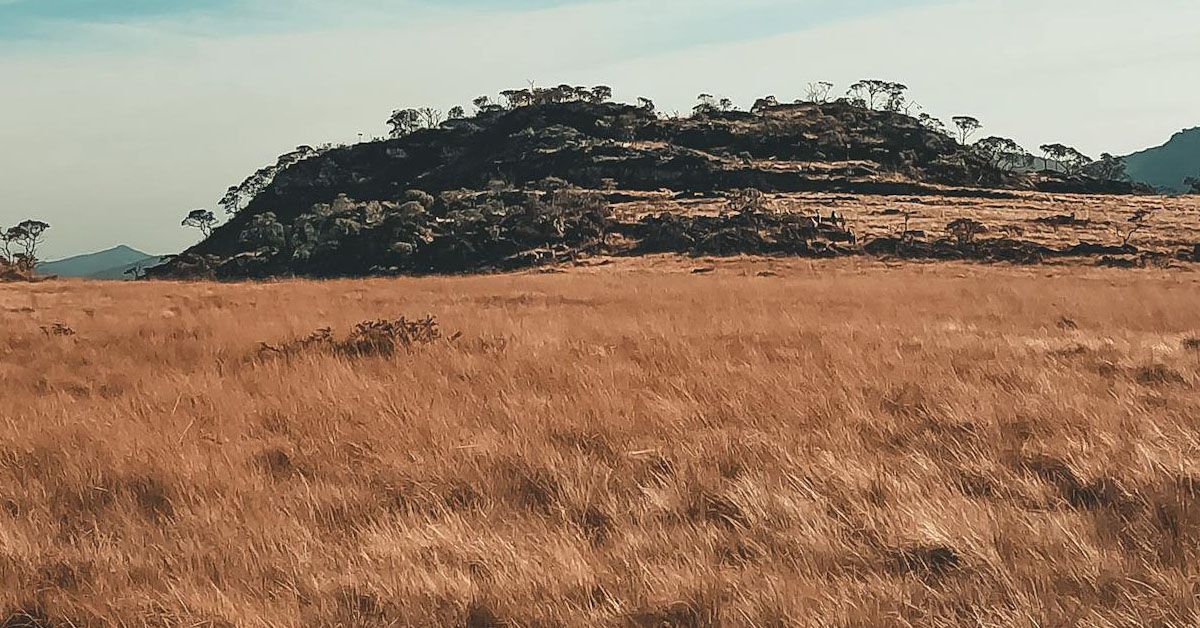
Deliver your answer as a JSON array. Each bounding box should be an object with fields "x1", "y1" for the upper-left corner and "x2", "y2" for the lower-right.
[
  {"x1": 0, "y1": 0, "x2": 948, "y2": 50},
  {"x1": 2, "y1": 0, "x2": 1198, "y2": 259}
]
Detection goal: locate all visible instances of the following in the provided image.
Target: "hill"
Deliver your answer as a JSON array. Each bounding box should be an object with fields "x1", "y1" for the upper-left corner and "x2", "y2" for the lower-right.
[
  {"x1": 1124, "y1": 127, "x2": 1200, "y2": 192},
  {"x1": 38, "y1": 245, "x2": 160, "y2": 279},
  {"x1": 147, "y1": 95, "x2": 1150, "y2": 280}
]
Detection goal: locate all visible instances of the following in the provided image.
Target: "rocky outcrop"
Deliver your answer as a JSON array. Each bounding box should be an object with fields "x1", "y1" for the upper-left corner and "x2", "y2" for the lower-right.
[
  {"x1": 188, "y1": 101, "x2": 1141, "y2": 257},
  {"x1": 150, "y1": 99, "x2": 1153, "y2": 279}
]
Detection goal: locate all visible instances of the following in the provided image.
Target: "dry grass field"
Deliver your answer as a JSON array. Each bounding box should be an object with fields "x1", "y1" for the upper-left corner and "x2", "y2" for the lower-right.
[
  {"x1": 2, "y1": 258, "x2": 1200, "y2": 626},
  {"x1": 616, "y1": 192, "x2": 1200, "y2": 256}
]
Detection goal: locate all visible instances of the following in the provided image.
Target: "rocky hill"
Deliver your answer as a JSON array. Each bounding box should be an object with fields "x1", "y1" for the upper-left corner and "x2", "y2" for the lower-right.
[{"x1": 149, "y1": 98, "x2": 1155, "y2": 279}]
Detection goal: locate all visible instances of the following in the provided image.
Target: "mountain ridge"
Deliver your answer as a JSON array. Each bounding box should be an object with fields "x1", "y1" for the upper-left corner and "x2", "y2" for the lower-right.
[
  {"x1": 1124, "y1": 127, "x2": 1200, "y2": 192},
  {"x1": 38, "y1": 245, "x2": 161, "y2": 279}
]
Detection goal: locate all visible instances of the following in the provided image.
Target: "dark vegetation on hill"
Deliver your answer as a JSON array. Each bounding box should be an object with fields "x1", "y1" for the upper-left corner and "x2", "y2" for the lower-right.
[{"x1": 149, "y1": 84, "x2": 1166, "y2": 279}]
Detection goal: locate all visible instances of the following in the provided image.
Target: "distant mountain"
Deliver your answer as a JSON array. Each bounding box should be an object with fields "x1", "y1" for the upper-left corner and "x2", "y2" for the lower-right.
[
  {"x1": 38, "y1": 245, "x2": 161, "y2": 279},
  {"x1": 1124, "y1": 127, "x2": 1200, "y2": 192}
]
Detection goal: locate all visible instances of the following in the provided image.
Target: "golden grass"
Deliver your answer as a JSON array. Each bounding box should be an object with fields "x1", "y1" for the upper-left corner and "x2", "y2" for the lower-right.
[
  {"x1": 616, "y1": 192, "x2": 1200, "y2": 255},
  {"x1": 2, "y1": 259, "x2": 1200, "y2": 626}
]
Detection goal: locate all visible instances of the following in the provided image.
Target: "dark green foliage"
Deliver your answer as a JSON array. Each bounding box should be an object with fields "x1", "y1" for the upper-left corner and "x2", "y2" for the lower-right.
[
  {"x1": 1, "y1": 219, "x2": 50, "y2": 271},
  {"x1": 219, "y1": 146, "x2": 323, "y2": 215},
  {"x1": 1083, "y1": 153, "x2": 1128, "y2": 182},
  {"x1": 167, "y1": 186, "x2": 613, "y2": 278}
]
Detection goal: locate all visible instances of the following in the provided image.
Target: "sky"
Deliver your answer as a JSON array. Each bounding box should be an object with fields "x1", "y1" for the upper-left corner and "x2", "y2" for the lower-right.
[{"x1": 2, "y1": 0, "x2": 1198, "y2": 259}]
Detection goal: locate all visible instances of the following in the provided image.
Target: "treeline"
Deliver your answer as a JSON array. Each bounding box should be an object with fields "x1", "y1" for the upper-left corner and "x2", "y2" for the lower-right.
[
  {"x1": 384, "y1": 80, "x2": 1117, "y2": 180},
  {"x1": 387, "y1": 84, "x2": 623, "y2": 138}
]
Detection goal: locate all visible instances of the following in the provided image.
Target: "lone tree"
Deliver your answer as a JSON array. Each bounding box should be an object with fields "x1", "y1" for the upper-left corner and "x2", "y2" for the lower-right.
[
  {"x1": 447, "y1": 106, "x2": 466, "y2": 120},
  {"x1": 693, "y1": 93, "x2": 719, "y2": 116},
  {"x1": 2, "y1": 220, "x2": 50, "y2": 269},
  {"x1": 1120, "y1": 207, "x2": 1156, "y2": 247},
  {"x1": 847, "y1": 80, "x2": 889, "y2": 110},
  {"x1": 952, "y1": 116, "x2": 983, "y2": 144},
  {"x1": 805, "y1": 81, "x2": 834, "y2": 103},
  {"x1": 182, "y1": 209, "x2": 218, "y2": 237}
]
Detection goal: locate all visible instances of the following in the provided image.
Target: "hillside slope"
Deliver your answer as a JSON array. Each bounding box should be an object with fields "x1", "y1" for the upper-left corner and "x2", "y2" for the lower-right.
[
  {"x1": 1124, "y1": 127, "x2": 1200, "y2": 192},
  {"x1": 149, "y1": 99, "x2": 1151, "y2": 279}
]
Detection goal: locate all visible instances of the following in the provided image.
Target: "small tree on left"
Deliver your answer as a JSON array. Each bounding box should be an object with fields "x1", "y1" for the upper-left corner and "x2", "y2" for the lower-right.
[{"x1": 1, "y1": 219, "x2": 50, "y2": 271}]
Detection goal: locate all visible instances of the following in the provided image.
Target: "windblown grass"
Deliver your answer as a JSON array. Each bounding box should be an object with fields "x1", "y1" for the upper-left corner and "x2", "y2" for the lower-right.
[{"x1": 1, "y1": 259, "x2": 1199, "y2": 626}]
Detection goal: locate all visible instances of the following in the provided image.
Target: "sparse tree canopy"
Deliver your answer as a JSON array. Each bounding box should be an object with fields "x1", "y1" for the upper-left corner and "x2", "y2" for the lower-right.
[
  {"x1": 973, "y1": 137, "x2": 1032, "y2": 172},
  {"x1": 1039, "y1": 143, "x2": 1092, "y2": 176},
  {"x1": 417, "y1": 108, "x2": 443, "y2": 128},
  {"x1": 447, "y1": 106, "x2": 466, "y2": 120},
  {"x1": 693, "y1": 93, "x2": 718, "y2": 116},
  {"x1": 805, "y1": 81, "x2": 834, "y2": 104},
  {"x1": 881, "y1": 83, "x2": 910, "y2": 114},
  {"x1": 182, "y1": 209, "x2": 218, "y2": 238},
  {"x1": 499, "y1": 89, "x2": 530, "y2": 109},
  {"x1": 918, "y1": 113, "x2": 949, "y2": 136},
  {"x1": 847, "y1": 80, "x2": 880, "y2": 109},
  {"x1": 485, "y1": 84, "x2": 619, "y2": 110},
  {"x1": 2, "y1": 219, "x2": 50, "y2": 268},
  {"x1": 952, "y1": 116, "x2": 983, "y2": 144},
  {"x1": 219, "y1": 146, "x2": 323, "y2": 216},
  {"x1": 751, "y1": 95, "x2": 779, "y2": 115},
  {"x1": 387, "y1": 109, "x2": 423, "y2": 138},
  {"x1": 636, "y1": 97, "x2": 656, "y2": 113},
  {"x1": 846, "y1": 80, "x2": 907, "y2": 111},
  {"x1": 1083, "y1": 153, "x2": 1127, "y2": 181},
  {"x1": 590, "y1": 85, "x2": 613, "y2": 103},
  {"x1": 387, "y1": 107, "x2": 446, "y2": 138}
]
